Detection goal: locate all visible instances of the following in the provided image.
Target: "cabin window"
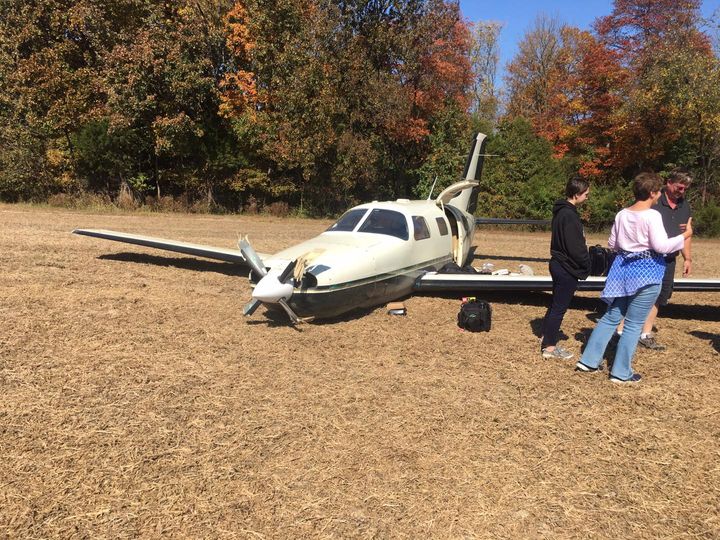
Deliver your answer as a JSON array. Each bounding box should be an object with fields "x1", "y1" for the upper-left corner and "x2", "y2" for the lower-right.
[
  {"x1": 358, "y1": 209, "x2": 408, "y2": 240},
  {"x1": 326, "y1": 209, "x2": 367, "y2": 232},
  {"x1": 412, "y1": 216, "x2": 431, "y2": 240},
  {"x1": 435, "y1": 217, "x2": 449, "y2": 236}
]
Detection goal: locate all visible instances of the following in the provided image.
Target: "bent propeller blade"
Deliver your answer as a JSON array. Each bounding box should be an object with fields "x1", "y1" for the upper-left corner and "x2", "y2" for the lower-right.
[
  {"x1": 278, "y1": 299, "x2": 300, "y2": 324},
  {"x1": 243, "y1": 298, "x2": 262, "y2": 317},
  {"x1": 238, "y1": 236, "x2": 268, "y2": 278},
  {"x1": 277, "y1": 259, "x2": 297, "y2": 284}
]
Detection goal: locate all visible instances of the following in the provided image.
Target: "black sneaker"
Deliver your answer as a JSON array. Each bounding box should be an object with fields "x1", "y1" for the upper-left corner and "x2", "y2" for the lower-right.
[
  {"x1": 575, "y1": 361, "x2": 603, "y2": 373},
  {"x1": 610, "y1": 373, "x2": 642, "y2": 384},
  {"x1": 638, "y1": 335, "x2": 666, "y2": 351}
]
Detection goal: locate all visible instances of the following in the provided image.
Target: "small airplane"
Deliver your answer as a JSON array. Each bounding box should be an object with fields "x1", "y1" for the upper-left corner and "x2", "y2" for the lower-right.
[{"x1": 74, "y1": 133, "x2": 720, "y2": 322}]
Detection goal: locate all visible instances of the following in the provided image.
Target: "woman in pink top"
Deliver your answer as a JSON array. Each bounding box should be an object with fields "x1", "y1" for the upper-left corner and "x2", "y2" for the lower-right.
[{"x1": 575, "y1": 173, "x2": 693, "y2": 383}]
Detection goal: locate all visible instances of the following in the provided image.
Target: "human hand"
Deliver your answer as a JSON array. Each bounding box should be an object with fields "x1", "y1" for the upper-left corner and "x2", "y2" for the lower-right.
[
  {"x1": 683, "y1": 259, "x2": 692, "y2": 277},
  {"x1": 683, "y1": 217, "x2": 693, "y2": 239}
]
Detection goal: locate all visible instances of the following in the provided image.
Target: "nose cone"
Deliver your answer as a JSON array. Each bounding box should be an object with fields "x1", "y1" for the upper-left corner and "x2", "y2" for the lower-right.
[{"x1": 252, "y1": 272, "x2": 294, "y2": 303}]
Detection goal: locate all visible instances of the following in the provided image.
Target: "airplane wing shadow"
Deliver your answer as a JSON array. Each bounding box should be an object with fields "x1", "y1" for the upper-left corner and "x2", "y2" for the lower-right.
[
  {"x1": 99, "y1": 252, "x2": 247, "y2": 277},
  {"x1": 688, "y1": 331, "x2": 720, "y2": 354},
  {"x1": 585, "y1": 303, "x2": 720, "y2": 323}
]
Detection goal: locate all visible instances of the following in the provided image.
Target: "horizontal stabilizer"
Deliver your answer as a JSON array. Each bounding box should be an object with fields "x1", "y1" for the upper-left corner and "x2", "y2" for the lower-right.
[
  {"x1": 73, "y1": 228, "x2": 264, "y2": 264},
  {"x1": 414, "y1": 273, "x2": 720, "y2": 293},
  {"x1": 475, "y1": 218, "x2": 551, "y2": 226}
]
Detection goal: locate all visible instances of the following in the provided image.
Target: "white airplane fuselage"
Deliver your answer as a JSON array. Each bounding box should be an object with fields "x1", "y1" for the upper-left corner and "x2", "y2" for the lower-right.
[{"x1": 258, "y1": 197, "x2": 476, "y2": 319}]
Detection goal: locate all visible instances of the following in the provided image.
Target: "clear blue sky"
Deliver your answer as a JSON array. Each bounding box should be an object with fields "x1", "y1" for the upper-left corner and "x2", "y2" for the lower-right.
[{"x1": 458, "y1": 0, "x2": 719, "y2": 81}]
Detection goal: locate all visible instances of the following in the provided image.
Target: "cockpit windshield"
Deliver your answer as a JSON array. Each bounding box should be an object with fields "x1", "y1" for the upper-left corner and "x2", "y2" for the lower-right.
[
  {"x1": 326, "y1": 209, "x2": 368, "y2": 232},
  {"x1": 358, "y1": 209, "x2": 408, "y2": 240}
]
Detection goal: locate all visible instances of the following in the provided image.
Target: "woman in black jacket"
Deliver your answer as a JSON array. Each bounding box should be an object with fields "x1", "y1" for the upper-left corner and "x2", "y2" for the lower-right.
[{"x1": 540, "y1": 176, "x2": 591, "y2": 359}]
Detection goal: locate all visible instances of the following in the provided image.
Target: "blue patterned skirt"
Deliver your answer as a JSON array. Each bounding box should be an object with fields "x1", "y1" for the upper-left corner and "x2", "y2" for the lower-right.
[{"x1": 600, "y1": 250, "x2": 666, "y2": 304}]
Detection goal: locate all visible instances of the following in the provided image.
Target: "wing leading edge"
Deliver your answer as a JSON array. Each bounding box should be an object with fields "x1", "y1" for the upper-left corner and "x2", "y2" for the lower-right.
[
  {"x1": 414, "y1": 273, "x2": 720, "y2": 293},
  {"x1": 72, "y1": 228, "x2": 262, "y2": 265}
]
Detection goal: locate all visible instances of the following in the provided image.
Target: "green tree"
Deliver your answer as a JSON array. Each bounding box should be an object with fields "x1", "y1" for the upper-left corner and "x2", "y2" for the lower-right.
[
  {"x1": 469, "y1": 20, "x2": 502, "y2": 126},
  {"x1": 221, "y1": 0, "x2": 474, "y2": 214},
  {"x1": 99, "y1": 1, "x2": 238, "y2": 202},
  {"x1": 632, "y1": 44, "x2": 720, "y2": 203},
  {"x1": 412, "y1": 102, "x2": 474, "y2": 199},
  {"x1": 479, "y1": 117, "x2": 565, "y2": 220}
]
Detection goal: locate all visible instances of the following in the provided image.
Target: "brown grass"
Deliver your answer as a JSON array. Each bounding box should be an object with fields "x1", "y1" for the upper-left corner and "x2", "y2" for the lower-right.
[{"x1": 1, "y1": 203, "x2": 719, "y2": 538}]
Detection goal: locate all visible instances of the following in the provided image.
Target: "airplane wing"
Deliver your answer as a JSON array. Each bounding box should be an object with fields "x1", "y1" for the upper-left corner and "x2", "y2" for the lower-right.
[
  {"x1": 414, "y1": 272, "x2": 720, "y2": 293},
  {"x1": 72, "y1": 228, "x2": 265, "y2": 265}
]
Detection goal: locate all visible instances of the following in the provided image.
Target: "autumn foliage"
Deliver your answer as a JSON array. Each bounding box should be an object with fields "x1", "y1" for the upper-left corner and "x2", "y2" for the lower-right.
[
  {"x1": 501, "y1": 1, "x2": 720, "y2": 228},
  {"x1": 1, "y1": 0, "x2": 720, "y2": 229}
]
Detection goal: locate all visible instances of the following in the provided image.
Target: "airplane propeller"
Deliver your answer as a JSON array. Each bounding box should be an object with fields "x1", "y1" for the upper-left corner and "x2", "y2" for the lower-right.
[{"x1": 239, "y1": 237, "x2": 301, "y2": 324}]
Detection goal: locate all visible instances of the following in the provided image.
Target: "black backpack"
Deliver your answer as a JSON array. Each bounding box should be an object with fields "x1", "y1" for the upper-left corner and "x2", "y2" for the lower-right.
[
  {"x1": 589, "y1": 245, "x2": 616, "y2": 276},
  {"x1": 457, "y1": 299, "x2": 492, "y2": 332}
]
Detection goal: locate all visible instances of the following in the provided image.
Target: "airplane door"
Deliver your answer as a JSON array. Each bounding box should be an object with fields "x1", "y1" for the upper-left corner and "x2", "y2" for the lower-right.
[{"x1": 444, "y1": 206, "x2": 474, "y2": 266}]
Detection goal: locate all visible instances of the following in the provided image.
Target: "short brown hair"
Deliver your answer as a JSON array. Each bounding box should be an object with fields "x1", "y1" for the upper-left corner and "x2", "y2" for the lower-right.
[
  {"x1": 633, "y1": 172, "x2": 663, "y2": 201},
  {"x1": 667, "y1": 169, "x2": 692, "y2": 186},
  {"x1": 565, "y1": 176, "x2": 590, "y2": 199}
]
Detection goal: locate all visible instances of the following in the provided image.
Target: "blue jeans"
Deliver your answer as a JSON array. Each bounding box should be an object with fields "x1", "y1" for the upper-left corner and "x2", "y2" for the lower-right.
[{"x1": 580, "y1": 284, "x2": 661, "y2": 380}]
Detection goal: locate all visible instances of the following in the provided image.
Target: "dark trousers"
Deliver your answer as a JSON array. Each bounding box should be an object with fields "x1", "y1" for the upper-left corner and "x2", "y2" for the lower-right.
[{"x1": 541, "y1": 259, "x2": 579, "y2": 349}]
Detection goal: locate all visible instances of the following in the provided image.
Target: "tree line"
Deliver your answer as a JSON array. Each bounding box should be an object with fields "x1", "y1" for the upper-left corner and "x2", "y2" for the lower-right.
[{"x1": 1, "y1": 0, "x2": 719, "y2": 232}]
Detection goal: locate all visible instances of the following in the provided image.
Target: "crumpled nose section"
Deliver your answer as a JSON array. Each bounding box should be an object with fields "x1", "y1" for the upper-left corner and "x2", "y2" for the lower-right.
[{"x1": 252, "y1": 270, "x2": 294, "y2": 303}]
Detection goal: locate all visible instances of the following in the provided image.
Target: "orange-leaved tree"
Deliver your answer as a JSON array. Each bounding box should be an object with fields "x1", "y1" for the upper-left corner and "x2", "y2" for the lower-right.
[{"x1": 220, "y1": 0, "x2": 474, "y2": 213}]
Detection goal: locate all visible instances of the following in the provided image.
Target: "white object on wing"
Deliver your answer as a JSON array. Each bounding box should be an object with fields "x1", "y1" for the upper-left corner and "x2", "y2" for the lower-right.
[{"x1": 519, "y1": 264, "x2": 534, "y2": 276}]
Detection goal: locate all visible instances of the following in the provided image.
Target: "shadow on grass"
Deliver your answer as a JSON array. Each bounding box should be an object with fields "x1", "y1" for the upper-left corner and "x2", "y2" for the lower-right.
[
  {"x1": 99, "y1": 252, "x2": 247, "y2": 277},
  {"x1": 688, "y1": 330, "x2": 720, "y2": 354},
  {"x1": 246, "y1": 304, "x2": 381, "y2": 327},
  {"x1": 573, "y1": 327, "x2": 617, "y2": 368},
  {"x1": 584, "y1": 302, "x2": 720, "y2": 324}
]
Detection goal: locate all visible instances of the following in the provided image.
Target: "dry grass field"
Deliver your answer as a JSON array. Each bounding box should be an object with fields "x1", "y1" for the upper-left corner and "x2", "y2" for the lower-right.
[{"x1": 2, "y1": 203, "x2": 719, "y2": 539}]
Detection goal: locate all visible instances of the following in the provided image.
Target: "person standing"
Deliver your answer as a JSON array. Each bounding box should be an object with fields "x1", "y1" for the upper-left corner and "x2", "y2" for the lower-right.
[
  {"x1": 576, "y1": 173, "x2": 693, "y2": 383},
  {"x1": 540, "y1": 176, "x2": 591, "y2": 359},
  {"x1": 616, "y1": 170, "x2": 693, "y2": 351},
  {"x1": 639, "y1": 170, "x2": 693, "y2": 350}
]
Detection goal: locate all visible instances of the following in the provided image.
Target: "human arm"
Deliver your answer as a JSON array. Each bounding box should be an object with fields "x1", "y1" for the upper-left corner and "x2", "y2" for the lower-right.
[
  {"x1": 681, "y1": 239, "x2": 692, "y2": 276},
  {"x1": 608, "y1": 219, "x2": 618, "y2": 251},
  {"x1": 563, "y1": 213, "x2": 591, "y2": 274},
  {"x1": 681, "y1": 219, "x2": 693, "y2": 276},
  {"x1": 678, "y1": 216, "x2": 693, "y2": 276},
  {"x1": 647, "y1": 211, "x2": 687, "y2": 254}
]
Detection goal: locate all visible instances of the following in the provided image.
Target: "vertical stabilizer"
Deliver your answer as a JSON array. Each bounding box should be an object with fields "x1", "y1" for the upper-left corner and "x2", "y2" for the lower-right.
[
  {"x1": 449, "y1": 133, "x2": 487, "y2": 214},
  {"x1": 462, "y1": 133, "x2": 488, "y2": 182}
]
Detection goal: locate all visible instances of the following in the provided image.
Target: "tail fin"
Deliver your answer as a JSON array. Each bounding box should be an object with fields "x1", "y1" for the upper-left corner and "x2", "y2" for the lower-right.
[
  {"x1": 461, "y1": 133, "x2": 487, "y2": 215},
  {"x1": 463, "y1": 133, "x2": 488, "y2": 181}
]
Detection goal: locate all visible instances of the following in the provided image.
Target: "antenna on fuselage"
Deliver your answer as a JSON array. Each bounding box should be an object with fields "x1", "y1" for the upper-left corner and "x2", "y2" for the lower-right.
[{"x1": 426, "y1": 176, "x2": 439, "y2": 200}]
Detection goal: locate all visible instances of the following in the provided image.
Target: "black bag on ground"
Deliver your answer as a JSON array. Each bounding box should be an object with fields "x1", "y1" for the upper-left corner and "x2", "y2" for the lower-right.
[
  {"x1": 439, "y1": 262, "x2": 478, "y2": 274},
  {"x1": 457, "y1": 299, "x2": 492, "y2": 332},
  {"x1": 439, "y1": 262, "x2": 463, "y2": 274},
  {"x1": 589, "y1": 245, "x2": 616, "y2": 276}
]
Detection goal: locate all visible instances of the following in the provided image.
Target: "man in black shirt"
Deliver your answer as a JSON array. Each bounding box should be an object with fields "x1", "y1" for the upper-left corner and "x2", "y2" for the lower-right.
[{"x1": 636, "y1": 170, "x2": 693, "y2": 350}]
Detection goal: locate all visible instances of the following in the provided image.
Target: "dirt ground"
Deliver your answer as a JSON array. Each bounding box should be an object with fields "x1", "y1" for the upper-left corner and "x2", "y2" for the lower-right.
[{"x1": 2, "y1": 204, "x2": 719, "y2": 539}]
